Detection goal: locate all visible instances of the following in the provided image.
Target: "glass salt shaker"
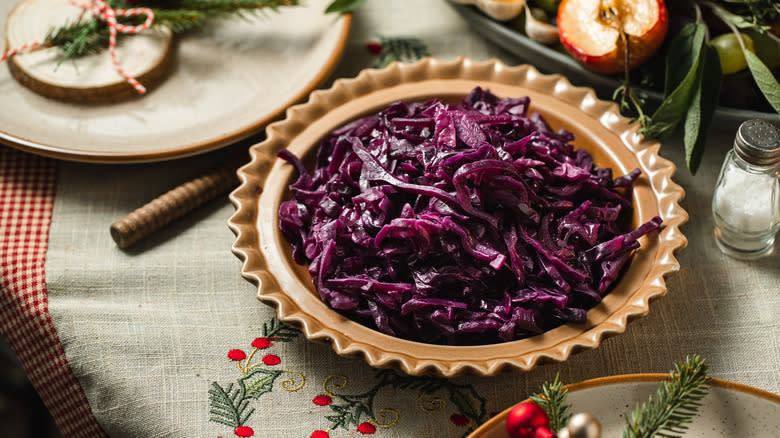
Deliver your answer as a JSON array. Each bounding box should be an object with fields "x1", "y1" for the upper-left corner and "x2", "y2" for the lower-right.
[{"x1": 712, "y1": 119, "x2": 780, "y2": 259}]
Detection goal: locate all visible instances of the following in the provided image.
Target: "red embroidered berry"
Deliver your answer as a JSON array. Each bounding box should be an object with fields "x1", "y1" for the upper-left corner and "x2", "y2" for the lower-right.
[
  {"x1": 312, "y1": 395, "x2": 333, "y2": 406},
  {"x1": 227, "y1": 349, "x2": 246, "y2": 361},
  {"x1": 357, "y1": 422, "x2": 376, "y2": 434},
  {"x1": 365, "y1": 41, "x2": 383, "y2": 55},
  {"x1": 311, "y1": 431, "x2": 329, "y2": 438},
  {"x1": 234, "y1": 425, "x2": 254, "y2": 437},
  {"x1": 262, "y1": 354, "x2": 281, "y2": 365},
  {"x1": 450, "y1": 413, "x2": 470, "y2": 426},
  {"x1": 251, "y1": 337, "x2": 271, "y2": 349}
]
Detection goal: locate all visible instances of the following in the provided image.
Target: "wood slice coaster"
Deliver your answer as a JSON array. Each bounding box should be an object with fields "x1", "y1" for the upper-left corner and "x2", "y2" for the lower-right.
[{"x1": 5, "y1": 0, "x2": 175, "y2": 103}]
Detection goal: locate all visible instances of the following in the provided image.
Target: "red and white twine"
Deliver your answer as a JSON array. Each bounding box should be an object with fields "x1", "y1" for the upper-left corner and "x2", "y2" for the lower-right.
[
  {"x1": 0, "y1": 0, "x2": 155, "y2": 94},
  {"x1": 0, "y1": 41, "x2": 42, "y2": 61}
]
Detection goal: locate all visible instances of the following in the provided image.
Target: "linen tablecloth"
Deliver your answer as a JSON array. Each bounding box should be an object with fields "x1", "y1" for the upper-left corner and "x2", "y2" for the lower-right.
[{"x1": 1, "y1": 1, "x2": 778, "y2": 437}]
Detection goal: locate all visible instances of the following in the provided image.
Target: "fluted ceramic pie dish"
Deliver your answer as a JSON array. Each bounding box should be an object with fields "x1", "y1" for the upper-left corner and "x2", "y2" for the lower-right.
[{"x1": 228, "y1": 57, "x2": 688, "y2": 377}]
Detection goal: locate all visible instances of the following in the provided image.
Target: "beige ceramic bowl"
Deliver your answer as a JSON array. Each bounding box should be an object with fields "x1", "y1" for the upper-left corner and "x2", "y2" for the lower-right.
[{"x1": 228, "y1": 57, "x2": 688, "y2": 377}]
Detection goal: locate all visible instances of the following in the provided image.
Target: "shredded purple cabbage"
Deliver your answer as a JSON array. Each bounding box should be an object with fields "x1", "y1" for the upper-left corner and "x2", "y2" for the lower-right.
[{"x1": 278, "y1": 87, "x2": 661, "y2": 345}]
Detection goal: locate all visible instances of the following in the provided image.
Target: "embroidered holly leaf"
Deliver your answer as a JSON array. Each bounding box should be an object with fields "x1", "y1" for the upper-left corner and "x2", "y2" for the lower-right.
[
  {"x1": 262, "y1": 318, "x2": 298, "y2": 343},
  {"x1": 445, "y1": 383, "x2": 488, "y2": 426},
  {"x1": 209, "y1": 382, "x2": 255, "y2": 428},
  {"x1": 240, "y1": 368, "x2": 283, "y2": 399}
]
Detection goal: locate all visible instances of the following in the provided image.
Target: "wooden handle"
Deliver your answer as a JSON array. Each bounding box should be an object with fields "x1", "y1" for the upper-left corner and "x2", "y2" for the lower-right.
[{"x1": 110, "y1": 163, "x2": 240, "y2": 248}]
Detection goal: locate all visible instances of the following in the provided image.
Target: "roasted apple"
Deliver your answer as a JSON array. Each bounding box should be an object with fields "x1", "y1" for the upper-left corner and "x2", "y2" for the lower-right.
[{"x1": 558, "y1": 0, "x2": 669, "y2": 74}]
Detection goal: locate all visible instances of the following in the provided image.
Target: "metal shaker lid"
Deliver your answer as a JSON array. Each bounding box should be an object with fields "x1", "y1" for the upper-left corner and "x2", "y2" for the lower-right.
[{"x1": 734, "y1": 119, "x2": 780, "y2": 166}]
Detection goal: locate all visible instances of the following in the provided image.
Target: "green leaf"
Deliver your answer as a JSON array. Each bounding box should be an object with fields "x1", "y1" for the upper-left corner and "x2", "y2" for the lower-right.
[
  {"x1": 745, "y1": 28, "x2": 780, "y2": 69},
  {"x1": 712, "y1": 5, "x2": 764, "y2": 31},
  {"x1": 209, "y1": 382, "x2": 254, "y2": 428},
  {"x1": 262, "y1": 318, "x2": 298, "y2": 342},
  {"x1": 744, "y1": 49, "x2": 780, "y2": 113},
  {"x1": 441, "y1": 382, "x2": 488, "y2": 425},
  {"x1": 240, "y1": 368, "x2": 282, "y2": 399},
  {"x1": 325, "y1": 0, "x2": 366, "y2": 14},
  {"x1": 326, "y1": 401, "x2": 371, "y2": 430},
  {"x1": 644, "y1": 23, "x2": 707, "y2": 140},
  {"x1": 664, "y1": 23, "x2": 700, "y2": 95},
  {"x1": 683, "y1": 45, "x2": 722, "y2": 174},
  {"x1": 449, "y1": 388, "x2": 479, "y2": 421}
]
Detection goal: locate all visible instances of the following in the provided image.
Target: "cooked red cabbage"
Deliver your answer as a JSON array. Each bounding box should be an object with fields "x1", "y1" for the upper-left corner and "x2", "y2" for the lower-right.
[{"x1": 278, "y1": 87, "x2": 661, "y2": 345}]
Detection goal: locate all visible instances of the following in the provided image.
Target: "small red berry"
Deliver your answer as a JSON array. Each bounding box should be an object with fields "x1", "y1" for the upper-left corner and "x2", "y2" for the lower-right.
[
  {"x1": 262, "y1": 354, "x2": 281, "y2": 365},
  {"x1": 227, "y1": 349, "x2": 246, "y2": 361},
  {"x1": 312, "y1": 395, "x2": 333, "y2": 406},
  {"x1": 450, "y1": 413, "x2": 470, "y2": 426},
  {"x1": 234, "y1": 425, "x2": 254, "y2": 437},
  {"x1": 311, "y1": 431, "x2": 329, "y2": 438},
  {"x1": 365, "y1": 42, "x2": 383, "y2": 55},
  {"x1": 357, "y1": 422, "x2": 376, "y2": 434},
  {"x1": 251, "y1": 337, "x2": 271, "y2": 349}
]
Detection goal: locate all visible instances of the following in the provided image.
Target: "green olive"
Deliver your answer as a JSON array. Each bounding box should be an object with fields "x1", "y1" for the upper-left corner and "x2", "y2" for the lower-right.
[
  {"x1": 530, "y1": 7, "x2": 549, "y2": 23},
  {"x1": 711, "y1": 33, "x2": 755, "y2": 75},
  {"x1": 533, "y1": 0, "x2": 561, "y2": 16}
]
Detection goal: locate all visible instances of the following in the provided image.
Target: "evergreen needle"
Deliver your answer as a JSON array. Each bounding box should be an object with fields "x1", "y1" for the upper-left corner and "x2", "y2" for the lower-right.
[
  {"x1": 622, "y1": 355, "x2": 710, "y2": 438},
  {"x1": 373, "y1": 36, "x2": 430, "y2": 69},
  {"x1": 529, "y1": 374, "x2": 572, "y2": 432},
  {"x1": 39, "y1": 0, "x2": 304, "y2": 64}
]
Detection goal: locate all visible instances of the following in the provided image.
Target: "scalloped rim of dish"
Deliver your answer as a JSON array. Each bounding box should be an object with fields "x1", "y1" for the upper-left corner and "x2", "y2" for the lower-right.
[
  {"x1": 466, "y1": 374, "x2": 780, "y2": 438},
  {"x1": 228, "y1": 57, "x2": 688, "y2": 377}
]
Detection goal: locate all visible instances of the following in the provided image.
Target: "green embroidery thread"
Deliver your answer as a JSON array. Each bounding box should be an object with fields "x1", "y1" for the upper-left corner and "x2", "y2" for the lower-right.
[
  {"x1": 208, "y1": 318, "x2": 302, "y2": 435},
  {"x1": 316, "y1": 369, "x2": 488, "y2": 434}
]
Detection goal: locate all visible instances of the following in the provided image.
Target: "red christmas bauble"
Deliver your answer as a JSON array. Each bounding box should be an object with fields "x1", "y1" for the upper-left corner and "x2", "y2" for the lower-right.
[
  {"x1": 534, "y1": 426, "x2": 555, "y2": 438},
  {"x1": 505, "y1": 402, "x2": 551, "y2": 438}
]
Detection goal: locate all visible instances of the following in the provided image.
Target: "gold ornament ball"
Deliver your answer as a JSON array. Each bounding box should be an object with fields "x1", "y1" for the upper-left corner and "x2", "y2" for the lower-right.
[{"x1": 560, "y1": 413, "x2": 601, "y2": 438}]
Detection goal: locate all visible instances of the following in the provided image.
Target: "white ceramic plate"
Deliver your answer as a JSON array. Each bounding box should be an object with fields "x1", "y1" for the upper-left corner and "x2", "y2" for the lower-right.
[
  {"x1": 447, "y1": 1, "x2": 780, "y2": 125},
  {"x1": 0, "y1": 0, "x2": 350, "y2": 163},
  {"x1": 469, "y1": 374, "x2": 780, "y2": 438}
]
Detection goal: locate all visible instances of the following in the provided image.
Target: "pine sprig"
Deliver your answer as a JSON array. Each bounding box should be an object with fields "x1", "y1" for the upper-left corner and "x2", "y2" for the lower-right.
[
  {"x1": 529, "y1": 374, "x2": 572, "y2": 432},
  {"x1": 325, "y1": 394, "x2": 374, "y2": 430},
  {"x1": 622, "y1": 355, "x2": 710, "y2": 438},
  {"x1": 208, "y1": 382, "x2": 254, "y2": 428},
  {"x1": 373, "y1": 369, "x2": 488, "y2": 425},
  {"x1": 44, "y1": 18, "x2": 108, "y2": 67},
  {"x1": 373, "y1": 36, "x2": 430, "y2": 68},
  {"x1": 261, "y1": 318, "x2": 298, "y2": 342},
  {"x1": 151, "y1": 9, "x2": 210, "y2": 33},
  {"x1": 39, "y1": 0, "x2": 308, "y2": 64},
  {"x1": 177, "y1": 0, "x2": 298, "y2": 11}
]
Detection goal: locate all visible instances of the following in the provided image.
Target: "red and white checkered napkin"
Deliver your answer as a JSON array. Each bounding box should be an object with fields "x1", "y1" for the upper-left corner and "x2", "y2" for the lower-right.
[{"x1": 0, "y1": 146, "x2": 106, "y2": 437}]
